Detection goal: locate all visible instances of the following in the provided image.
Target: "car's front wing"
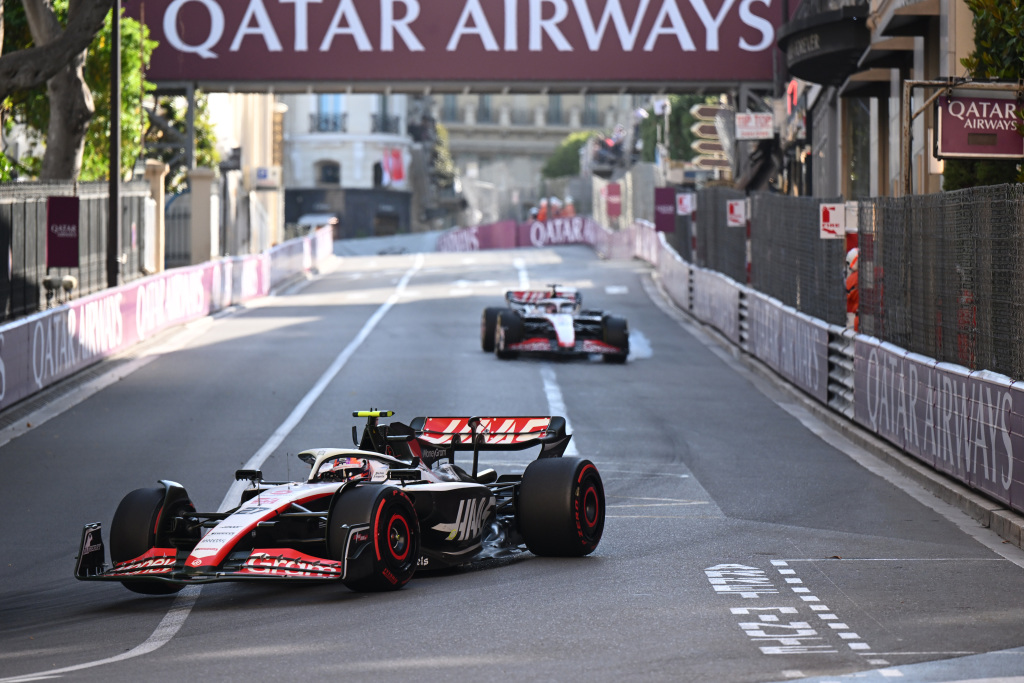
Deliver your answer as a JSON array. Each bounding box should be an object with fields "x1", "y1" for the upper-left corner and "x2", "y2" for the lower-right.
[
  {"x1": 507, "y1": 337, "x2": 625, "y2": 355},
  {"x1": 75, "y1": 523, "x2": 353, "y2": 585}
]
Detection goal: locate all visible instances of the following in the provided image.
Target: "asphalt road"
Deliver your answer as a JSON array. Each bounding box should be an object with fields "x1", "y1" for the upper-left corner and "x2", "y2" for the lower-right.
[{"x1": 0, "y1": 245, "x2": 1022, "y2": 683}]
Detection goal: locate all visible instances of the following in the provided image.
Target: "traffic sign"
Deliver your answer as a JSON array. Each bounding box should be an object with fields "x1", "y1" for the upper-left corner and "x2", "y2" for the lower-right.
[
  {"x1": 691, "y1": 122, "x2": 719, "y2": 139},
  {"x1": 691, "y1": 140, "x2": 725, "y2": 155}
]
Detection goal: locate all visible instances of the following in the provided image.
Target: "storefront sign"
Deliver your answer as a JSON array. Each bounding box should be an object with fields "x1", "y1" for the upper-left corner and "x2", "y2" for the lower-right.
[{"x1": 936, "y1": 95, "x2": 1024, "y2": 159}]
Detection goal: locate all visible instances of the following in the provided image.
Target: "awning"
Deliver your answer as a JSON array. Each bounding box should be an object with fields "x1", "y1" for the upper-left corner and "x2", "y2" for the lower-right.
[
  {"x1": 857, "y1": 36, "x2": 915, "y2": 70},
  {"x1": 776, "y1": 0, "x2": 871, "y2": 87},
  {"x1": 839, "y1": 68, "x2": 894, "y2": 99},
  {"x1": 878, "y1": 0, "x2": 940, "y2": 37}
]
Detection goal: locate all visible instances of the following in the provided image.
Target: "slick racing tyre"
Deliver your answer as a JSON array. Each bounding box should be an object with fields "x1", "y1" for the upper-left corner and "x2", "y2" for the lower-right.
[
  {"x1": 328, "y1": 485, "x2": 420, "y2": 592},
  {"x1": 110, "y1": 486, "x2": 197, "y2": 595},
  {"x1": 602, "y1": 316, "x2": 629, "y2": 364},
  {"x1": 481, "y1": 307, "x2": 504, "y2": 352},
  {"x1": 517, "y1": 457, "x2": 604, "y2": 557},
  {"x1": 495, "y1": 311, "x2": 523, "y2": 359}
]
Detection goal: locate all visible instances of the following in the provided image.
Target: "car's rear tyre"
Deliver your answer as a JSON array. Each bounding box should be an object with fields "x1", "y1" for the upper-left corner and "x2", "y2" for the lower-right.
[
  {"x1": 110, "y1": 486, "x2": 193, "y2": 595},
  {"x1": 602, "y1": 316, "x2": 629, "y2": 364},
  {"x1": 328, "y1": 485, "x2": 420, "y2": 592},
  {"x1": 481, "y1": 307, "x2": 504, "y2": 352},
  {"x1": 517, "y1": 457, "x2": 604, "y2": 557},
  {"x1": 495, "y1": 311, "x2": 523, "y2": 359}
]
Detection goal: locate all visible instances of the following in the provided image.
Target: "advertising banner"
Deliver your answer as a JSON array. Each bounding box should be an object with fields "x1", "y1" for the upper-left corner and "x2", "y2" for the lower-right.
[
  {"x1": 854, "y1": 337, "x2": 1024, "y2": 509},
  {"x1": 46, "y1": 196, "x2": 80, "y2": 268},
  {"x1": 735, "y1": 112, "x2": 774, "y2": 140},
  {"x1": 130, "y1": 0, "x2": 782, "y2": 86},
  {"x1": 676, "y1": 192, "x2": 696, "y2": 215},
  {"x1": 936, "y1": 95, "x2": 1024, "y2": 159},
  {"x1": 654, "y1": 188, "x2": 676, "y2": 232},
  {"x1": 606, "y1": 183, "x2": 622, "y2": 217}
]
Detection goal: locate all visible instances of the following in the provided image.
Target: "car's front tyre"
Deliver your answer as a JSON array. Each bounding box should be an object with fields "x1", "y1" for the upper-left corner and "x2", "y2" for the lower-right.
[
  {"x1": 110, "y1": 486, "x2": 195, "y2": 595},
  {"x1": 328, "y1": 485, "x2": 420, "y2": 591}
]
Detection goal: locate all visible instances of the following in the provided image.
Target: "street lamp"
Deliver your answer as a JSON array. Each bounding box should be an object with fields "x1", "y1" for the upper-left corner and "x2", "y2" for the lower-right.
[{"x1": 107, "y1": 0, "x2": 121, "y2": 288}]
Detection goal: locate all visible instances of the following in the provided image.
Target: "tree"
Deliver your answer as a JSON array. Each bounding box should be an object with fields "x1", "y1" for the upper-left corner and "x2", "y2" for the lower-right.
[
  {"x1": 542, "y1": 130, "x2": 595, "y2": 178},
  {"x1": 3, "y1": 1, "x2": 154, "y2": 181},
  {"x1": 144, "y1": 92, "x2": 219, "y2": 193},
  {"x1": 0, "y1": 0, "x2": 111, "y2": 102},
  {"x1": 0, "y1": 0, "x2": 115, "y2": 180},
  {"x1": 943, "y1": 0, "x2": 1024, "y2": 190},
  {"x1": 638, "y1": 94, "x2": 714, "y2": 163}
]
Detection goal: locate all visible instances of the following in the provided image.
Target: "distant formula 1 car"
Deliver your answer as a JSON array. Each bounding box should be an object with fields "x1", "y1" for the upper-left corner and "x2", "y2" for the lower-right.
[
  {"x1": 76, "y1": 411, "x2": 604, "y2": 594},
  {"x1": 481, "y1": 285, "x2": 629, "y2": 362}
]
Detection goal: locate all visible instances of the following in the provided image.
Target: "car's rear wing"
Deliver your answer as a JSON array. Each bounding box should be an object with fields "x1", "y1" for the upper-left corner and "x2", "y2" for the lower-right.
[
  {"x1": 408, "y1": 416, "x2": 572, "y2": 476},
  {"x1": 505, "y1": 288, "x2": 580, "y2": 307}
]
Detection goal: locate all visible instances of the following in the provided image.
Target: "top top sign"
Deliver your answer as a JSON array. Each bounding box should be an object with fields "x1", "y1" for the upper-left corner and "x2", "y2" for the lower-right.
[
  {"x1": 132, "y1": 0, "x2": 782, "y2": 87},
  {"x1": 735, "y1": 112, "x2": 774, "y2": 140}
]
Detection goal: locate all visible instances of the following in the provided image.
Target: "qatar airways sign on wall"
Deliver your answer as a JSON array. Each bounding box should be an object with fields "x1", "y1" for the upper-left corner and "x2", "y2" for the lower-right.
[{"x1": 134, "y1": 0, "x2": 782, "y2": 84}]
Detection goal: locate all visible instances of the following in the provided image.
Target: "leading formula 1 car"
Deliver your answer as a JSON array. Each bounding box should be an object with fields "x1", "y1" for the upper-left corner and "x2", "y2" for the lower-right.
[
  {"x1": 75, "y1": 411, "x2": 604, "y2": 594},
  {"x1": 481, "y1": 285, "x2": 629, "y2": 363}
]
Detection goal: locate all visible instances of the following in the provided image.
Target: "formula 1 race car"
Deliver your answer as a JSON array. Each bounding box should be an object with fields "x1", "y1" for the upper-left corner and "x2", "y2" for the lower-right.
[
  {"x1": 481, "y1": 285, "x2": 629, "y2": 363},
  {"x1": 75, "y1": 411, "x2": 604, "y2": 594}
]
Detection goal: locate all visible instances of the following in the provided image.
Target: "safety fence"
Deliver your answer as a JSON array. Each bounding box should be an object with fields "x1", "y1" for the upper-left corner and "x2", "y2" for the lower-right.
[{"x1": 0, "y1": 226, "x2": 334, "y2": 413}]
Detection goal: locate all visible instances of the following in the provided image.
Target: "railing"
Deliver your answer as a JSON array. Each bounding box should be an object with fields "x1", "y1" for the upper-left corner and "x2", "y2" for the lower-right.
[
  {"x1": 309, "y1": 113, "x2": 347, "y2": 133},
  {"x1": 371, "y1": 113, "x2": 402, "y2": 134}
]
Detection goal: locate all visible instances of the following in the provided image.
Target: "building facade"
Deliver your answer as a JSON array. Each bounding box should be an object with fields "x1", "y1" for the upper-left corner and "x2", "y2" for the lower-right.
[{"x1": 775, "y1": 0, "x2": 975, "y2": 199}]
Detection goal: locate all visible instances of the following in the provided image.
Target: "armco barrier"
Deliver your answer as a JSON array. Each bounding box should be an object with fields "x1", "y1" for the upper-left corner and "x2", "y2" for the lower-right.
[{"x1": 0, "y1": 226, "x2": 333, "y2": 412}]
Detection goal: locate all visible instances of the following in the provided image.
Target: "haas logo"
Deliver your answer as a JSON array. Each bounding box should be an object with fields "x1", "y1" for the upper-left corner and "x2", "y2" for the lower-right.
[{"x1": 436, "y1": 496, "x2": 493, "y2": 542}]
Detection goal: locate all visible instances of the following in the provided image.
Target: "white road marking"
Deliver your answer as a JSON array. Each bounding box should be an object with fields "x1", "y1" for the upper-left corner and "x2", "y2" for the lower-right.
[
  {"x1": 539, "y1": 364, "x2": 578, "y2": 456},
  {"x1": 513, "y1": 257, "x2": 529, "y2": 289},
  {"x1": 605, "y1": 285, "x2": 628, "y2": 295},
  {"x1": 0, "y1": 255, "x2": 425, "y2": 683}
]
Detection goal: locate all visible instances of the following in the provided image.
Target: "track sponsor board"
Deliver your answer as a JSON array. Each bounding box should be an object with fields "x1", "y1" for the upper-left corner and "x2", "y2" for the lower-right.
[
  {"x1": 745, "y1": 291, "x2": 829, "y2": 404},
  {"x1": 132, "y1": 0, "x2": 782, "y2": 86},
  {"x1": 854, "y1": 336, "x2": 1024, "y2": 508}
]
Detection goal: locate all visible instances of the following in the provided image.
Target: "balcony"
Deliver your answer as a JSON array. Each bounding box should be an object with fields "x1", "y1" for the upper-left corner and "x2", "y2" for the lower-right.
[
  {"x1": 372, "y1": 113, "x2": 402, "y2": 134},
  {"x1": 310, "y1": 113, "x2": 347, "y2": 133}
]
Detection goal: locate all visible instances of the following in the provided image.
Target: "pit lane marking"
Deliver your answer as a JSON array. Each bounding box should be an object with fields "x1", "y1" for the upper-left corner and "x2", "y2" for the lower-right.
[{"x1": 0, "y1": 256, "x2": 426, "y2": 683}]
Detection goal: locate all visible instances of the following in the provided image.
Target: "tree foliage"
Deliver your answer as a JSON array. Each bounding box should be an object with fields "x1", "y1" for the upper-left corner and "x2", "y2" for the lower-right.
[
  {"x1": 2, "y1": 1, "x2": 155, "y2": 180},
  {"x1": 638, "y1": 94, "x2": 713, "y2": 163},
  {"x1": 542, "y1": 130, "x2": 594, "y2": 178},
  {"x1": 944, "y1": 0, "x2": 1024, "y2": 190},
  {"x1": 144, "y1": 92, "x2": 220, "y2": 193}
]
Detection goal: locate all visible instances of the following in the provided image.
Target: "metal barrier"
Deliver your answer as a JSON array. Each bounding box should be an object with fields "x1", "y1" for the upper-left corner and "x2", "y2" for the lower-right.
[{"x1": 0, "y1": 181, "x2": 151, "y2": 322}]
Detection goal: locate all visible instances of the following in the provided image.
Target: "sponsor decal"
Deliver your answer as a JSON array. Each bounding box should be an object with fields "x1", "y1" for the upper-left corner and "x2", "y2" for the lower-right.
[
  {"x1": 353, "y1": 531, "x2": 369, "y2": 543},
  {"x1": 242, "y1": 550, "x2": 343, "y2": 577},
  {"x1": 420, "y1": 417, "x2": 552, "y2": 445},
  {"x1": 111, "y1": 549, "x2": 177, "y2": 575},
  {"x1": 433, "y1": 496, "x2": 494, "y2": 541},
  {"x1": 417, "y1": 556, "x2": 429, "y2": 567},
  {"x1": 81, "y1": 529, "x2": 102, "y2": 555}
]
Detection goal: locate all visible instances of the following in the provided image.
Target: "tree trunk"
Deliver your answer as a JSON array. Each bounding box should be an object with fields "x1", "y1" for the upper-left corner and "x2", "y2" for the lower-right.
[{"x1": 23, "y1": 0, "x2": 96, "y2": 180}]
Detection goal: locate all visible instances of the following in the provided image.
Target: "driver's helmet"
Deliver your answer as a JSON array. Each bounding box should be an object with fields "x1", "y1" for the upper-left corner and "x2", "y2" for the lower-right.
[
  {"x1": 323, "y1": 457, "x2": 369, "y2": 482},
  {"x1": 544, "y1": 302, "x2": 558, "y2": 313}
]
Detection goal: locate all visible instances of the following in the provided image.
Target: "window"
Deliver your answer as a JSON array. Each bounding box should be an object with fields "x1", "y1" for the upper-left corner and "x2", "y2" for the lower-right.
[
  {"x1": 478, "y1": 95, "x2": 492, "y2": 124},
  {"x1": 317, "y1": 161, "x2": 340, "y2": 185},
  {"x1": 313, "y1": 94, "x2": 346, "y2": 132},
  {"x1": 547, "y1": 95, "x2": 563, "y2": 125}
]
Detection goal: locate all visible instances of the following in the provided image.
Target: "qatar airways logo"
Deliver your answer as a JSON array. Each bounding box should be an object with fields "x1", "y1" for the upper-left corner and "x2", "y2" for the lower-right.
[{"x1": 160, "y1": 0, "x2": 775, "y2": 59}]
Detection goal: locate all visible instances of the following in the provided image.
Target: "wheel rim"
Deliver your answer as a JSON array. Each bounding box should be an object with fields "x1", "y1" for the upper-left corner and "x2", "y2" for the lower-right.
[{"x1": 387, "y1": 513, "x2": 411, "y2": 562}]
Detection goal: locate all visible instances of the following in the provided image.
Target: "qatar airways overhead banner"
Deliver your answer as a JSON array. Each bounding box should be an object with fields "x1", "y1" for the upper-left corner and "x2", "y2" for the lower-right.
[{"x1": 133, "y1": 0, "x2": 781, "y2": 85}]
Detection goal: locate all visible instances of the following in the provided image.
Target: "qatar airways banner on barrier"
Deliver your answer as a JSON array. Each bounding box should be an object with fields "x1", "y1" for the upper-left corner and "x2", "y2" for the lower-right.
[
  {"x1": 854, "y1": 336, "x2": 1024, "y2": 509},
  {"x1": 745, "y1": 289, "x2": 829, "y2": 404},
  {"x1": 437, "y1": 216, "x2": 602, "y2": 251},
  {"x1": 0, "y1": 227, "x2": 332, "y2": 412},
  {"x1": 132, "y1": 0, "x2": 782, "y2": 85}
]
